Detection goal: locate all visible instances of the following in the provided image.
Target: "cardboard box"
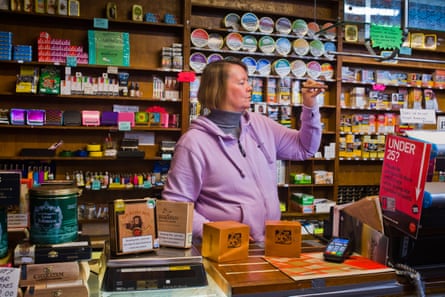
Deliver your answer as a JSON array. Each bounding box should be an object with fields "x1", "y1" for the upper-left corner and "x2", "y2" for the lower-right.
[
  {"x1": 19, "y1": 261, "x2": 81, "y2": 286},
  {"x1": 201, "y1": 221, "x2": 249, "y2": 263},
  {"x1": 156, "y1": 200, "x2": 194, "y2": 248},
  {"x1": 265, "y1": 220, "x2": 302, "y2": 258},
  {"x1": 109, "y1": 198, "x2": 158, "y2": 256},
  {"x1": 24, "y1": 279, "x2": 89, "y2": 297}
]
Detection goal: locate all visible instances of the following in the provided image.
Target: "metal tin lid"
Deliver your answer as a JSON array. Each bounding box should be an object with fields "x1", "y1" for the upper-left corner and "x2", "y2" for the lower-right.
[
  {"x1": 306, "y1": 61, "x2": 322, "y2": 79},
  {"x1": 259, "y1": 16, "x2": 274, "y2": 34},
  {"x1": 321, "y1": 22, "x2": 337, "y2": 40},
  {"x1": 223, "y1": 13, "x2": 241, "y2": 30},
  {"x1": 208, "y1": 33, "x2": 224, "y2": 50},
  {"x1": 307, "y1": 22, "x2": 320, "y2": 38},
  {"x1": 241, "y1": 56, "x2": 257, "y2": 75},
  {"x1": 324, "y1": 41, "x2": 336, "y2": 59},
  {"x1": 309, "y1": 39, "x2": 325, "y2": 57},
  {"x1": 321, "y1": 62, "x2": 334, "y2": 79},
  {"x1": 30, "y1": 185, "x2": 80, "y2": 196},
  {"x1": 258, "y1": 36, "x2": 275, "y2": 54},
  {"x1": 272, "y1": 58, "x2": 291, "y2": 77},
  {"x1": 256, "y1": 58, "x2": 271, "y2": 75},
  {"x1": 191, "y1": 28, "x2": 209, "y2": 48},
  {"x1": 190, "y1": 52, "x2": 207, "y2": 72},
  {"x1": 290, "y1": 59, "x2": 307, "y2": 77},
  {"x1": 275, "y1": 17, "x2": 292, "y2": 35},
  {"x1": 275, "y1": 37, "x2": 291, "y2": 56},
  {"x1": 225, "y1": 32, "x2": 243, "y2": 51},
  {"x1": 242, "y1": 35, "x2": 258, "y2": 52},
  {"x1": 241, "y1": 12, "x2": 259, "y2": 32},
  {"x1": 292, "y1": 19, "x2": 308, "y2": 38},
  {"x1": 293, "y1": 38, "x2": 309, "y2": 56},
  {"x1": 207, "y1": 53, "x2": 224, "y2": 63}
]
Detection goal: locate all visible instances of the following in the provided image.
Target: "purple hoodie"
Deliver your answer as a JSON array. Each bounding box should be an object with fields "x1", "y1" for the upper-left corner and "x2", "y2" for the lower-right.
[{"x1": 162, "y1": 106, "x2": 321, "y2": 242}]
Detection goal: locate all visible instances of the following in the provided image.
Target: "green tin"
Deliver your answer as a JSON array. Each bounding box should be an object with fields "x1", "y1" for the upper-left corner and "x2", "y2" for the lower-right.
[
  {"x1": 0, "y1": 207, "x2": 7, "y2": 258},
  {"x1": 29, "y1": 186, "x2": 80, "y2": 244}
]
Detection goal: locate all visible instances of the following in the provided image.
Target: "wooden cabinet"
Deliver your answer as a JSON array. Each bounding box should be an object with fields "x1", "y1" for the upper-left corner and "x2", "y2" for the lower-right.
[{"x1": 0, "y1": 1, "x2": 188, "y2": 208}]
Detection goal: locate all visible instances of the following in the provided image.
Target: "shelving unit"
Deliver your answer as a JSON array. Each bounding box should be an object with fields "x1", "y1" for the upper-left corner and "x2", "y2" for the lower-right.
[
  {"x1": 336, "y1": 38, "x2": 445, "y2": 202},
  {"x1": 4, "y1": 0, "x2": 445, "y2": 224},
  {"x1": 0, "y1": 1, "x2": 187, "y2": 211}
]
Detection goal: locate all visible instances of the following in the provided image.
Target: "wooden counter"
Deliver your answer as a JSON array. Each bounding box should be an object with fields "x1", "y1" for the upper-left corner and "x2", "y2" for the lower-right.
[{"x1": 204, "y1": 252, "x2": 402, "y2": 297}]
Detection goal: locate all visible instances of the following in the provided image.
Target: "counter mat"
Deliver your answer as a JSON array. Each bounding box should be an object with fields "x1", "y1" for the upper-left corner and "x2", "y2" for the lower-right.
[{"x1": 264, "y1": 252, "x2": 394, "y2": 281}]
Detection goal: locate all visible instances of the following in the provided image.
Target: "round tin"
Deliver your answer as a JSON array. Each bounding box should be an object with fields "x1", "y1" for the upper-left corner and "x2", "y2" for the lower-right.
[
  {"x1": 293, "y1": 38, "x2": 309, "y2": 56},
  {"x1": 292, "y1": 19, "x2": 308, "y2": 37},
  {"x1": 321, "y1": 22, "x2": 337, "y2": 40},
  {"x1": 29, "y1": 186, "x2": 80, "y2": 244},
  {"x1": 272, "y1": 58, "x2": 291, "y2": 77},
  {"x1": 207, "y1": 53, "x2": 224, "y2": 64},
  {"x1": 321, "y1": 62, "x2": 334, "y2": 79},
  {"x1": 256, "y1": 58, "x2": 271, "y2": 75},
  {"x1": 241, "y1": 57, "x2": 257, "y2": 75},
  {"x1": 0, "y1": 207, "x2": 7, "y2": 258},
  {"x1": 259, "y1": 16, "x2": 274, "y2": 34},
  {"x1": 275, "y1": 17, "x2": 292, "y2": 35},
  {"x1": 324, "y1": 41, "x2": 336, "y2": 59},
  {"x1": 309, "y1": 39, "x2": 325, "y2": 57},
  {"x1": 290, "y1": 59, "x2": 307, "y2": 78},
  {"x1": 258, "y1": 36, "x2": 276, "y2": 54},
  {"x1": 306, "y1": 61, "x2": 322, "y2": 79},
  {"x1": 225, "y1": 32, "x2": 243, "y2": 51},
  {"x1": 275, "y1": 37, "x2": 292, "y2": 56},
  {"x1": 307, "y1": 22, "x2": 320, "y2": 38},
  {"x1": 223, "y1": 13, "x2": 241, "y2": 30},
  {"x1": 190, "y1": 28, "x2": 209, "y2": 48},
  {"x1": 241, "y1": 12, "x2": 259, "y2": 32},
  {"x1": 190, "y1": 52, "x2": 207, "y2": 72},
  {"x1": 208, "y1": 33, "x2": 224, "y2": 50},
  {"x1": 242, "y1": 35, "x2": 258, "y2": 52}
]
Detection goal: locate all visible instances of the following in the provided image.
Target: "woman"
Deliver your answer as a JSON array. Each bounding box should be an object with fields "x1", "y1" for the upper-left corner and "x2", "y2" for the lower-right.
[{"x1": 162, "y1": 59, "x2": 324, "y2": 242}]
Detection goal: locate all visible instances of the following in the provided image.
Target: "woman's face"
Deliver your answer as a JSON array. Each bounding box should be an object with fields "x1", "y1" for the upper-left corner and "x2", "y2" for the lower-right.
[{"x1": 220, "y1": 64, "x2": 252, "y2": 112}]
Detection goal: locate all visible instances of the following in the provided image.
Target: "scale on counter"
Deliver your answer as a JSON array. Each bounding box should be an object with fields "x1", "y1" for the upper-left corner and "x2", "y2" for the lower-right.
[{"x1": 102, "y1": 245, "x2": 208, "y2": 292}]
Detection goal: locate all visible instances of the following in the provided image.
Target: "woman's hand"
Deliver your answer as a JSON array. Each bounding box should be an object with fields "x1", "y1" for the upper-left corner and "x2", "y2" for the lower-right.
[{"x1": 301, "y1": 79, "x2": 328, "y2": 107}]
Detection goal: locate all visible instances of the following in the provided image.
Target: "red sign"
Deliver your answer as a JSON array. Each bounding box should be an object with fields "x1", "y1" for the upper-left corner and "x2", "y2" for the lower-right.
[{"x1": 379, "y1": 135, "x2": 431, "y2": 238}]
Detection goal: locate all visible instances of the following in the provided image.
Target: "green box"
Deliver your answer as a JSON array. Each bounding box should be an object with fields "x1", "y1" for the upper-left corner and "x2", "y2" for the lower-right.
[
  {"x1": 291, "y1": 192, "x2": 314, "y2": 205},
  {"x1": 290, "y1": 172, "x2": 311, "y2": 184}
]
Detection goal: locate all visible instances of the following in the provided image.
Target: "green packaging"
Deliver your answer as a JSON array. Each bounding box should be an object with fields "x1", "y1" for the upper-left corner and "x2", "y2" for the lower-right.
[{"x1": 88, "y1": 30, "x2": 130, "y2": 66}]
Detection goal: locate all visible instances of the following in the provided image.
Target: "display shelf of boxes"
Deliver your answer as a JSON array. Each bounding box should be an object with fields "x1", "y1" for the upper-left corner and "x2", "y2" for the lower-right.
[
  {"x1": 337, "y1": 54, "x2": 445, "y2": 191},
  {"x1": 0, "y1": 1, "x2": 187, "y2": 201}
]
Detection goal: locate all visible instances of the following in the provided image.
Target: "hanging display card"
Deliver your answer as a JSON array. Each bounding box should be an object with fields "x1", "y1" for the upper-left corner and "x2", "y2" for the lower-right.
[{"x1": 379, "y1": 135, "x2": 431, "y2": 239}]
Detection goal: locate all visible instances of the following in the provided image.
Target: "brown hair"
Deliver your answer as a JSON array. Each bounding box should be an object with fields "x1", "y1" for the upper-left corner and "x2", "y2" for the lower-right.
[{"x1": 197, "y1": 59, "x2": 248, "y2": 110}]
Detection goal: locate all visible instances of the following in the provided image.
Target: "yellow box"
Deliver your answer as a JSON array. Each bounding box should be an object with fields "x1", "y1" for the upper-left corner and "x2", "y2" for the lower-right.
[
  {"x1": 265, "y1": 220, "x2": 301, "y2": 258},
  {"x1": 156, "y1": 200, "x2": 194, "y2": 248},
  {"x1": 202, "y1": 221, "x2": 249, "y2": 263}
]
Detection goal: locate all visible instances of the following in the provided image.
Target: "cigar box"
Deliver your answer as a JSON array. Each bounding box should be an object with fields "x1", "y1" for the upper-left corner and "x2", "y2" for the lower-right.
[
  {"x1": 109, "y1": 198, "x2": 158, "y2": 256},
  {"x1": 24, "y1": 279, "x2": 89, "y2": 297},
  {"x1": 156, "y1": 200, "x2": 194, "y2": 248},
  {"x1": 19, "y1": 261, "x2": 81, "y2": 287},
  {"x1": 265, "y1": 220, "x2": 302, "y2": 258},
  {"x1": 14, "y1": 237, "x2": 92, "y2": 265},
  {"x1": 201, "y1": 221, "x2": 249, "y2": 263}
]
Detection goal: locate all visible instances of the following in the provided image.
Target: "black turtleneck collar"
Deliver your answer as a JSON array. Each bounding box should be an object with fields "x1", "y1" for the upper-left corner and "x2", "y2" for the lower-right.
[{"x1": 206, "y1": 109, "x2": 242, "y2": 138}]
